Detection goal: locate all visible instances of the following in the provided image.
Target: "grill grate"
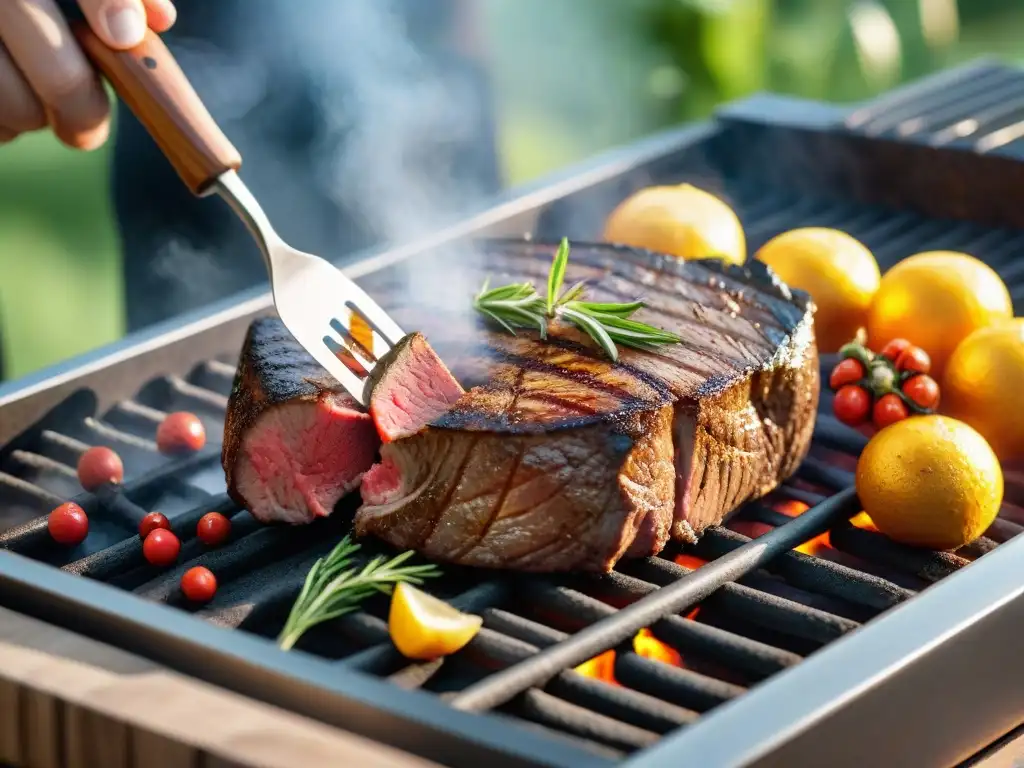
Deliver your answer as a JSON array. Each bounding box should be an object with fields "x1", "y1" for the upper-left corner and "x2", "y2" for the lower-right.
[
  {"x1": 3, "y1": 62, "x2": 1024, "y2": 766},
  {"x1": 3, "y1": 185, "x2": 1023, "y2": 763}
]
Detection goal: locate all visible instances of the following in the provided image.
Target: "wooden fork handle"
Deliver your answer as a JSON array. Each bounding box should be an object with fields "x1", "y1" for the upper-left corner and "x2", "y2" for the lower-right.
[{"x1": 73, "y1": 23, "x2": 241, "y2": 195}]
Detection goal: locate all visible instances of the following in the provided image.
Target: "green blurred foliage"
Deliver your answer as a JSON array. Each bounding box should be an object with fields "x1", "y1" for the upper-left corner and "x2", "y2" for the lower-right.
[{"x1": 2, "y1": 0, "x2": 1023, "y2": 380}]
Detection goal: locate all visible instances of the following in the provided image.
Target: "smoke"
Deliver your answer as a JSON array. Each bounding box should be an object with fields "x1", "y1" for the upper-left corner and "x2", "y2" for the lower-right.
[
  {"x1": 294, "y1": 1, "x2": 482, "y2": 244},
  {"x1": 161, "y1": 0, "x2": 493, "y2": 316}
]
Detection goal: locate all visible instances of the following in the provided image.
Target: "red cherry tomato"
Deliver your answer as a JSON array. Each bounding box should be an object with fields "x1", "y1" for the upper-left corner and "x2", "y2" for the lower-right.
[
  {"x1": 139, "y1": 512, "x2": 170, "y2": 539},
  {"x1": 77, "y1": 446, "x2": 124, "y2": 491},
  {"x1": 833, "y1": 385, "x2": 871, "y2": 427},
  {"x1": 143, "y1": 528, "x2": 181, "y2": 567},
  {"x1": 872, "y1": 393, "x2": 910, "y2": 429},
  {"x1": 181, "y1": 566, "x2": 217, "y2": 603},
  {"x1": 829, "y1": 358, "x2": 865, "y2": 390},
  {"x1": 901, "y1": 374, "x2": 940, "y2": 410},
  {"x1": 48, "y1": 502, "x2": 89, "y2": 546},
  {"x1": 156, "y1": 412, "x2": 207, "y2": 455},
  {"x1": 879, "y1": 338, "x2": 912, "y2": 362},
  {"x1": 196, "y1": 512, "x2": 231, "y2": 547},
  {"x1": 895, "y1": 346, "x2": 931, "y2": 375}
]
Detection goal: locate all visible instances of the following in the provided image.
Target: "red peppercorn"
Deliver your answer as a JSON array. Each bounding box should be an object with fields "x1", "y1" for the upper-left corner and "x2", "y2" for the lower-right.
[
  {"x1": 902, "y1": 374, "x2": 940, "y2": 410},
  {"x1": 872, "y1": 393, "x2": 910, "y2": 429},
  {"x1": 139, "y1": 511, "x2": 170, "y2": 539},
  {"x1": 77, "y1": 446, "x2": 124, "y2": 492},
  {"x1": 879, "y1": 338, "x2": 912, "y2": 362},
  {"x1": 143, "y1": 528, "x2": 181, "y2": 567},
  {"x1": 895, "y1": 346, "x2": 931, "y2": 375},
  {"x1": 48, "y1": 502, "x2": 89, "y2": 546},
  {"x1": 833, "y1": 385, "x2": 871, "y2": 426},
  {"x1": 181, "y1": 566, "x2": 217, "y2": 603},
  {"x1": 829, "y1": 358, "x2": 865, "y2": 390},
  {"x1": 156, "y1": 412, "x2": 207, "y2": 455},
  {"x1": 196, "y1": 512, "x2": 231, "y2": 547}
]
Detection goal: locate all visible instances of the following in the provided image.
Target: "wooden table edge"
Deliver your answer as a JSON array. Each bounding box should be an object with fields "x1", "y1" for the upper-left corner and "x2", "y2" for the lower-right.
[{"x1": 0, "y1": 606, "x2": 441, "y2": 768}]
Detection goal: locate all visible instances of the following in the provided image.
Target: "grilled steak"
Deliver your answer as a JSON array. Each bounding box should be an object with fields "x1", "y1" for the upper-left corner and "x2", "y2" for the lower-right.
[
  {"x1": 355, "y1": 240, "x2": 818, "y2": 572},
  {"x1": 368, "y1": 332, "x2": 465, "y2": 443},
  {"x1": 222, "y1": 318, "x2": 380, "y2": 524}
]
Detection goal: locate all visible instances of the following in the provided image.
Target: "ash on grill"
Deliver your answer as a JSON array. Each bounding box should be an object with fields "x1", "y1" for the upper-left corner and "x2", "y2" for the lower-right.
[{"x1": 3, "y1": 60, "x2": 1024, "y2": 768}]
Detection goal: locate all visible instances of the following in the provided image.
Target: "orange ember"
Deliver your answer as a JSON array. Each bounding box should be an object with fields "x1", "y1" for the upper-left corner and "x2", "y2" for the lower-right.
[
  {"x1": 775, "y1": 500, "x2": 810, "y2": 517},
  {"x1": 576, "y1": 611, "x2": 699, "y2": 682},
  {"x1": 850, "y1": 511, "x2": 877, "y2": 531},
  {"x1": 634, "y1": 628, "x2": 682, "y2": 666},
  {"x1": 794, "y1": 531, "x2": 832, "y2": 556},
  {"x1": 729, "y1": 519, "x2": 774, "y2": 539},
  {"x1": 575, "y1": 649, "x2": 618, "y2": 683},
  {"x1": 674, "y1": 553, "x2": 708, "y2": 570}
]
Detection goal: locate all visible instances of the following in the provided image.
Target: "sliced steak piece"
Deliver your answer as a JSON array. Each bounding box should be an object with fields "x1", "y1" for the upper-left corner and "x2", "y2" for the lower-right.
[
  {"x1": 367, "y1": 332, "x2": 465, "y2": 443},
  {"x1": 356, "y1": 240, "x2": 818, "y2": 572},
  {"x1": 222, "y1": 317, "x2": 380, "y2": 524}
]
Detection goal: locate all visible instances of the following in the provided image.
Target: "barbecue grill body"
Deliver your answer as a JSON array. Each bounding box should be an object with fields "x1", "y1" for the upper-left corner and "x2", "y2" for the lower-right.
[{"x1": 3, "y1": 60, "x2": 1024, "y2": 768}]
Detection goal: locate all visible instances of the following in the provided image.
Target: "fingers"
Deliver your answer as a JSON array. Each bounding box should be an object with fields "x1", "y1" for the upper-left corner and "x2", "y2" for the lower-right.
[
  {"x1": 143, "y1": 0, "x2": 176, "y2": 33},
  {"x1": 0, "y1": 44, "x2": 46, "y2": 140},
  {"x1": 0, "y1": 0, "x2": 110, "y2": 149},
  {"x1": 75, "y1": 0, "x2": 147, "y2": 49}
]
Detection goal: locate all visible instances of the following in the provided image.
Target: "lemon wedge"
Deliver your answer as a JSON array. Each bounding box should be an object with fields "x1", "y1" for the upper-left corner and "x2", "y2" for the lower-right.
[{"x1": 388, "y1": 583, "x2": 483, "y2": 660}]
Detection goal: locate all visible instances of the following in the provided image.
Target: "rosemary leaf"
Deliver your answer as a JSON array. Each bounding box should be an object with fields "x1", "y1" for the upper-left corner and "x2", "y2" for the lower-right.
[
  {"x1": 561, "y1": 307, "x2": 620, "y2": 362},
  {"x1": 558, "y1": 281, "x2": 588, "y2": 306},
  {"x1": 472, "y1": 240, "x2": 681, "y2": 360},
  {"x1": 571, "y1": 300, "x2": 645, "y2": 318},
  {"x1": 546, "y1": 237, "x2": 570, "y2": 314},
  {"x1": 278, "y1": 535, "x2": 440, "y2": 651}
]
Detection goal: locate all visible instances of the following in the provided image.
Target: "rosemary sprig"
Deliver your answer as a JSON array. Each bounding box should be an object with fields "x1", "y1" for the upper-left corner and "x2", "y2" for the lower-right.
[
  {"x1": 277, "y1": 535, "x2": 440, "y2": 651},
  {"x1": 473, "y1": 238, "x2": 681, "y2": 361}
]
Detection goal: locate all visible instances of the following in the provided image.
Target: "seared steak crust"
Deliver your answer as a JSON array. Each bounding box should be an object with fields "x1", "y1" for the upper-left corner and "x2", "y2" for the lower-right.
[{"x1": 356, "y1": 240, "x2": 819, "y2": 571}]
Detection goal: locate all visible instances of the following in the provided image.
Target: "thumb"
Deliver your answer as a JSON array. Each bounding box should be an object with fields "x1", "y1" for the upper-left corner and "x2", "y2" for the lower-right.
[{"x1": 77, "y1": 0, "x2": 148, "y2": 50}]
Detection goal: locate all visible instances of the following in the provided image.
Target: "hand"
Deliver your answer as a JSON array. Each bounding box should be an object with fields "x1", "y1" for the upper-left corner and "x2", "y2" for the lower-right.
[{"x1": 0, "y1": 0, "x2": 176, "y2": 149}]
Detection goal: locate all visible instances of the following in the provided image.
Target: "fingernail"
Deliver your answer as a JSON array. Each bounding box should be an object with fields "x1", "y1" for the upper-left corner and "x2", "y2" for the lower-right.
[{"x1": 104, "y1": 5, "x2": 147, "y2": 48}]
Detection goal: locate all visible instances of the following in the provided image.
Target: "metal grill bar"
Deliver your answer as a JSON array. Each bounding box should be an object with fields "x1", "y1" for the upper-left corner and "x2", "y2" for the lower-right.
[{"x1": 449, "y1": 489, "x2": 859, "y2": 712}]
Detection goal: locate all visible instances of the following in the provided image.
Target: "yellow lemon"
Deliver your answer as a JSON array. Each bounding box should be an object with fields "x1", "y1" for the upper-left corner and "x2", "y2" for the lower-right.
[
  {"x1": 756, "y1": 227, "x2": 880, "y2": 353},
  {"x1": 855, "y1": 415, "x2": 1003, "y2": 551},
  {"x1": 602, "y1": 183, "x2": 745, "y2": 266},
  {"x1": 867, "y1": 251, "x2": 1012, "y2": 378},
  {"x1": 388, "y1": 582, "x2": 482, "y2": 660},
  {"x1": 943, "y1": 319, "x2": 1024, "y2": 462}
]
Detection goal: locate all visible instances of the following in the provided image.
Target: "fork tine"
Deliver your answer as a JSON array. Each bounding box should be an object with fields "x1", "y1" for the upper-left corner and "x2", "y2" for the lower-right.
[
  {"x1": 343, "y1": 287, "x2": 405, "y2": 346},
  {"x1": 328, "y1": 319, "x2": 377, "y2": 370},
  {"x1": 302, "y1": 338, "x2": 373, "y2": 405}
]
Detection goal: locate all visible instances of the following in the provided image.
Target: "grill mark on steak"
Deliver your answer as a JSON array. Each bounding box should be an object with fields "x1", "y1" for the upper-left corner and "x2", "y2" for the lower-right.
[
  {"x1": 526, "y1": 392, "x2": 603, "y2": 415},
  {"x1": 448, "y1": 449, "x2": 526, "y2": 561},
  {"x1": 422, "y1": 434, "x2": 482, "y2": 545}
]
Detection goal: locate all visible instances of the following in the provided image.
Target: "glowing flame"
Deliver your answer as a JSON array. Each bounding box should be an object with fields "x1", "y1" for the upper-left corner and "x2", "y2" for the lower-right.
[
  {"x1": 575, "y1": 649, "x2": 618, "y2": 683},
  {"x1": 775, "y1": 500, "x2": 878, "y2": 555},
  {"x1": 575, "y1": 606, "x2": 700, "y2": 682},
  {"x1": 634, "y1": 628, "x2": 682, "y2": 666},
  {"x1": 674, "y1": 553, "x2": 708, "y2": 570},
  {"x1": 850, "y1": 511, "x2": 877, "y2": 531},
  {"x1": 775, "y1": 500, "x2": 809, "y2": 517},
  {"x1": 794, "y1": 531, "x2": 832, "y2": 556}
]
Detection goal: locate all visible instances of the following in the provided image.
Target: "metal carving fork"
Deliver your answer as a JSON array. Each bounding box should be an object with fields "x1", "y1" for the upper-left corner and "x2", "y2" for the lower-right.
[{"x1": 73, "y1": 26, "x2": 405, "y2": 406}]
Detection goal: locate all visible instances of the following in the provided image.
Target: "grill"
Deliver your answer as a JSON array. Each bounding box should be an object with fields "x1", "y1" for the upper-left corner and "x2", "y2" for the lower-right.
[{"x1": 3, "y1": 60, "x2": 1024, "y2": 768}]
